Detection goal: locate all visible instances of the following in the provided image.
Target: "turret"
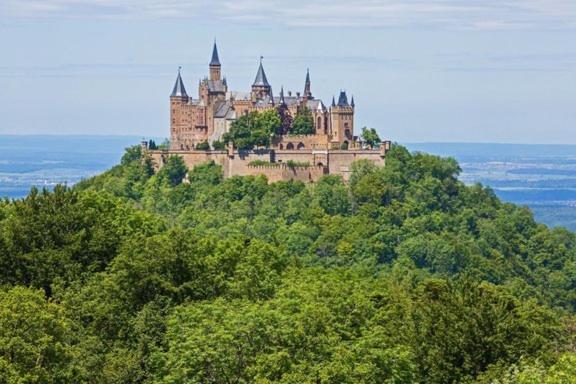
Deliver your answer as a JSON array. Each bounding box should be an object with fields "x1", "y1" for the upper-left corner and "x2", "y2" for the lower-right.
[
  {"x1": 329, "y1": 90, "x2": 354, "y2": 145},
  {"x1": 170, "y1": 67, "x2": 188, "y2": 101},
  {"x1": 279, "y1": 86, "x2": 287, "y2": 106},
  {"x1": 170, "y1": 68, "x2": 189, "y2": 150},
  {"x1": 251, "y1": 57, "x2": 272, "y2": 100},
  {"x1": 209, "y1": 41, "x2": 221, "y2": 81}
]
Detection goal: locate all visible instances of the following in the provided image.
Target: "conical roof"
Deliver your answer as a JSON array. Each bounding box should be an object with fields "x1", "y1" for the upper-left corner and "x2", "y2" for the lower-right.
[
  {"x1": 337, "y1": 91, "x2": 349, "y2": 107},
  {"x1": 253, "y1": 58, "x2": 270, "y2": 87},
  {"x1": 171, "y1": 68, "x2": 188, "y2": 97},
  {"x1": 210, "y1": 41, "x2": 221, "y2": 66}
]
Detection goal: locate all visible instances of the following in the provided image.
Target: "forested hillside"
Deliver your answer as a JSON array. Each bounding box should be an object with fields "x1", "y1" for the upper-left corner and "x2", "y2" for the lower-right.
[{"x1": 1, "y1": 145, "x2": 576, "y2": 383}]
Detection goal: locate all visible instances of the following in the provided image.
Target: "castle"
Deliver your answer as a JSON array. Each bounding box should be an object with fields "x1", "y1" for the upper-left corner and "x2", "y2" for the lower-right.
[{"x1": 148, "y1": 42, "x2": 390, "y2": 183}]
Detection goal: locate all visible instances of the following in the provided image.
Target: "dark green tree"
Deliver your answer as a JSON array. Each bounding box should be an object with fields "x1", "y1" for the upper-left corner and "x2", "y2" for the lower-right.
[
  {"x1": 361, "y1": 127, "x2": 381, "y2": 148},
  {"x1": 291, "y1": 107, "x2": 315, "y2": 135}
]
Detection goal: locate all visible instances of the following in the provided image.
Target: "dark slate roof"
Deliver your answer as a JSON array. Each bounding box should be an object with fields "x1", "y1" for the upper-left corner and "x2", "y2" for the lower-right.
[
  {"x1": 207, "y1": 79, "x2": 226, "y2": 93},
  {"x1": 307, "y1": 99, "x2": 326, "y2": 112},
  {"x1": 337, "y1": 91, "x2": 349, "y2": 107},
  {"x1": 213, "y1": 101, "x2": 233, "y2": 118},
  {"x1": 351, "y1": 95, "x2": 355, "y2": 107},
  {"x1": 253, "y1": 60, "x2": 270, "y2": 87},
  {"x1": 254, "y1": 95, "x2": 275, "y2": 107},
  {"x1": 331, "y1": 96, "x2": 336, "y2": 107},
  {"x1": 279, "y1": 95, "x2": 299, "y2": 107},
  {"x1": 171, "y1": 69, "x2": 188, "y2": 97},
  {"x1": 210, "y1": 41, "x2": 221, "y2": 66}
]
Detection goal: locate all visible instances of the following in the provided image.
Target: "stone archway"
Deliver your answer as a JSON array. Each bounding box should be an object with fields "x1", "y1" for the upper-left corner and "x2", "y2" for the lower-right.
[
  {"x1": 286, "y1": 142, "x2": 294, "y2": 150},
  {"x1": 297, "y1": 142, "x2": 305, "y2": 150}
]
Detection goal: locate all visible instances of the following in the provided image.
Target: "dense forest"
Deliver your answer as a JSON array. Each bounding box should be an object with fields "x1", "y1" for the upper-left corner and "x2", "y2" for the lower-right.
[{"x1": 1, "y1": 145, "x2": 576, "y2": 383}]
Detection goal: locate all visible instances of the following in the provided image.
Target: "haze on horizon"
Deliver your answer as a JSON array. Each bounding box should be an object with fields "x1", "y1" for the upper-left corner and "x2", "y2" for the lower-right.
[{"x1": 0, "y1": 0, "x2": 575, "y2": 144}]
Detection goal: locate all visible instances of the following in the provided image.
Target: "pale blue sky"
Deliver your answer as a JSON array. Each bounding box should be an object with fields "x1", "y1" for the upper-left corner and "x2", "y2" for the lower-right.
[{"x1": 0, "y1": 0, "x2": 575, "y2": 143}]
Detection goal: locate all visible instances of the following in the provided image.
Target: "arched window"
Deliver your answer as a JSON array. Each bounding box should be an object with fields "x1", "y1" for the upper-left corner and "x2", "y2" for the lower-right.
[
  {"x1": 286, "y1": 142, "x2": 294, "y2": 150},
  {"x1": 297, "y1": 142, "x2": 305, "y2": 150},
  {"x1": 279, "y1": 144, "x2": 284, "y2": 150},
  {"x1": 317, "y1": 117, "x2": 322, "y2": 130}
]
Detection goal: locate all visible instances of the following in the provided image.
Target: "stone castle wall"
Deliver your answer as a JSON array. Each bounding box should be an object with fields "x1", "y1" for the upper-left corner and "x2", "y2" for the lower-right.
[{"x1": 148, "y1": 146, "x2": 387, "y2": 183}]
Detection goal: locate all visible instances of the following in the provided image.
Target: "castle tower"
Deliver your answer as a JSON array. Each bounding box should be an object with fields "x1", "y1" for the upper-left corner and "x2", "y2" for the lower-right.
[
  {"x1": 170, "y1": 68, "x2": 189, "y2": 150},
  {"x1": 304, "y1": 68, "x2": 312, "y2": 99},
  {"x1": 251, "y1": 57, "x2": 271, "y2": 100},
  {"x1": 329, "y1": 90, "x2": 354, "y2": 145},
  {"x1": 209, "y1": 41, "x2": 221, "y2": 81}
]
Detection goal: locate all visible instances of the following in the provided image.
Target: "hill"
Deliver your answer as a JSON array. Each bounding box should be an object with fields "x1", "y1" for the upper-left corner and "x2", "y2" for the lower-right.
[{"x1": 1, "y1": 145, "x2": 575, "y2": 383}]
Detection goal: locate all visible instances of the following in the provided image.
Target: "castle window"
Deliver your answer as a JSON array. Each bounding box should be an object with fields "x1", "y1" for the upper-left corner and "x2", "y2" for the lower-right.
[
  {"x1": 286, "y1": 143, "x2": 294, "y2": 150},
  {"x1": 297, "y1": 142, "x2": 305, "y2": 150}
]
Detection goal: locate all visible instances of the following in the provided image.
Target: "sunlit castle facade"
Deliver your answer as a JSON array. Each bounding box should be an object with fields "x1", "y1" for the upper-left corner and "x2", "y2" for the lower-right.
[
  {"x1": 169, "y1": 41, "x2": 356, "y2": 151},
  {"x1": 149, "y1": 41, "x2": 390, "y2": 183}
]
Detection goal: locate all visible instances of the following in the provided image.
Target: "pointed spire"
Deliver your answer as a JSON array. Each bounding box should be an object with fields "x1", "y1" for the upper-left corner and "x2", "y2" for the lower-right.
[
  {"x1": 171, "y1": 67, "x2": 188, "y2": 98},
  {"x1": 337, "y1": 90, "x2": 349, "y2": 107},
  {"x1": 210, "y1": 40, "x2": 221, "y2": 66},
  {"x1": 304, "y1": 68, "x2": 312, "y2": 99},
  {"x1": 350, "y1": 95, "x2": 355, "y2": 107},
  {"x1": 279, "y1": 86, "x2": 286, "y2": 105},
  {"x1": 253, "y1": 56, "x2": 270, "y2": 87},
  {"x1": 331, "y1": 95, "x2": 336, "y2": 107}
]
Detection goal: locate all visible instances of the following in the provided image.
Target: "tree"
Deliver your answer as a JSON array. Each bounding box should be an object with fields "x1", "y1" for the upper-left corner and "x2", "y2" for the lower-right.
[
  {"x1": 291, "y1": 107, "x2": 315, "y2": 135},
  {"x1": 0, "y1": 287, "x2": 76, "y2": 382},
  {"x1": 222, "y1": 110, "x2": 280, "y2": 149},
  {"x1": 212, "y1": 140, "x2": 226, "y2": 150},
  {"x1": 195, "y1": 140, "x2": 210, "y2": 150},
  {"x1": 157, "y1": 155, "x2": 187, "y2": 186},
  {"x1": 361, "y1": 127, "x2": 381, "y2": 148}
]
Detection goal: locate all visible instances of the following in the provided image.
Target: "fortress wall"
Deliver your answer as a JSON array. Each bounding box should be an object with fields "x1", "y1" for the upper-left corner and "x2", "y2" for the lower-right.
[
  {"x1": 273, "y1": 135, "x2": 330, "y2": 150},
  {"x1": 274, "y1": 150, "x2": 315, "y2": 165},
  {"x1": 327, "y1": 150, "x2": 385, "y2": 181},
  {"x1": 243, "y1": 165, "x2": 327, "y2": 183},
  {"x1": 149, "y1": 150, "x2": 228, "y2": 174},
  {"x1": 148, "y1": 148, "x2": 385, "y2": 183}
]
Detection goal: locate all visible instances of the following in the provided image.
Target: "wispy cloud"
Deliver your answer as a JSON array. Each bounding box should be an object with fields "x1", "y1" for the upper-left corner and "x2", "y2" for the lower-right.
[{"x1": 0, "y1": 0, "x2": 575, "y2": 30}]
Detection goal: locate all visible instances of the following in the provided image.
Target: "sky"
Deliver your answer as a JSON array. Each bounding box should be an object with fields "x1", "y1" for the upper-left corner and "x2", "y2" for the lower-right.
[{"x1": 0, "y1": 0, "x2": 575, "y2": 143}]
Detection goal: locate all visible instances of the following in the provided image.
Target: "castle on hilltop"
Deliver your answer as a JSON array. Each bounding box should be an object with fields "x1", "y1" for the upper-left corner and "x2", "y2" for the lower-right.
[{"x1": 148, "y1": 41, "x2": 390, "y2": 183}]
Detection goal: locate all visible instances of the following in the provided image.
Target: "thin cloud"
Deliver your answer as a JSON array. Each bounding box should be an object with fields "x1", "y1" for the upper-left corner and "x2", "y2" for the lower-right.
[{"x1": 1, "y1": 0, "x2": 575, "y2": 30}]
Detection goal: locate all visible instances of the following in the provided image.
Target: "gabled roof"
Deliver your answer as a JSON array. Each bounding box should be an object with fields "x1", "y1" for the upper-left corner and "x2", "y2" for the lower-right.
[
  {"x1": 171, "y1": 69, "x2": 188, "y2": 97},
  {"x1": 253, "y1": 58, "x2": 270, "y2": 87},
  {"x1": 210, "y1": 41, "x2": 221, "y2": 66}
]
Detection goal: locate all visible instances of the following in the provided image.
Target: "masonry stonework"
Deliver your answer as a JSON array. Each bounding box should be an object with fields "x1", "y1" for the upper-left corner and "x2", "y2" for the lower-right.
[{"x1": 149, "y1": 42, "x2": 391, "y2": 183}]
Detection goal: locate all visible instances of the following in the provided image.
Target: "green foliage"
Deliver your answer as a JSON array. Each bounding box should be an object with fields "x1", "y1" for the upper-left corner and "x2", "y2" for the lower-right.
[
  {"x1": 291, "y1": 106, "x2": 315, "y2": 135},
  {"x1": 212, "y1": 140, "x2": 226, "y2": 150},
  {"x1": 0, "y1": 286, "x2": 75, "y2": 383},
  {"x1": 248, "y1": 159, "x2": 273, "y2": 166},
  {"x1": 286, "y1": 160, "x2": 311, "y2": 168},
  {"x1": 361, "y1": 127, "x2": 381, "y2": 148},
  {"x1": 223, "y1": 109, "x2": 280, "y2": 149},
  {"x1": 1, "y1": 144, "x2": 576, "y2": 383},
  {"x1": 195, "y1": 140, "x2": 210, "y2": 150},
  {"x1": 157, "y1": 155, "x2": 187, "y2": 187}
]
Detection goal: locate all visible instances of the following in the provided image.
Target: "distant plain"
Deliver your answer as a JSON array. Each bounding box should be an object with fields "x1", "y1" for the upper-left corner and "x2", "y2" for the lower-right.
[{"x1": 1, "y1": 136, "x2": 575, "y2": 230}]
